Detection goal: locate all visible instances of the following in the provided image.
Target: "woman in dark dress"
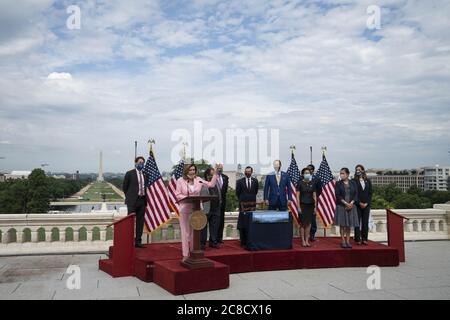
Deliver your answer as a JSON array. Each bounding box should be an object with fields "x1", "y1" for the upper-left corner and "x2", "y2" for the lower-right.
[
  {"x1": 334, "y1": 168, "x2": 359, "y2": 249},
  {"x1": 296, "y1": 168, "x2": 317, "y2": 247}
]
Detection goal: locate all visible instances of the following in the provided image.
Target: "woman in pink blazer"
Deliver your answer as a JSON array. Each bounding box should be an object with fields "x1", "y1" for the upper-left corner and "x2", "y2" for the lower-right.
[{"x1": 175, "y1": 163, "x2": 219, "y2": 260}]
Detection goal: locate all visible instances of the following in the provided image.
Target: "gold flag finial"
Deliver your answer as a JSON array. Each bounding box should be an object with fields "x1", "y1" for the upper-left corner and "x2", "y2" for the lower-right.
[
  {"x1": 289, "y1": 145, "x2": 296, "y2": 155},
  {"x1": 148, "y1": 139, "x2": 155, "y2": 155},
  {"x1": 321, "y1": 146, "x2": 327, "y2": 157}
]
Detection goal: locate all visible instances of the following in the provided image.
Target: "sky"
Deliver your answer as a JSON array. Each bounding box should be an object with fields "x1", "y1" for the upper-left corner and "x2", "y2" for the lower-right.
[{"x1": 0, "y1": 0, "x2": 449, "y2": 174}]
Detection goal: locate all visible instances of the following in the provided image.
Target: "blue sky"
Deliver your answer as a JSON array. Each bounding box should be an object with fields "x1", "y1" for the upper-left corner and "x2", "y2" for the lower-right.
[{"x1": 0, "y1": 0, "x2": 449, "y2": 173}]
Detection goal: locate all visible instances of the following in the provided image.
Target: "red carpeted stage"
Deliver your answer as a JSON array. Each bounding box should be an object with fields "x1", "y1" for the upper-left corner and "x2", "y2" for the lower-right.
[{"x1": 99, "y1": 237, "x2": 400, "y2": 295}]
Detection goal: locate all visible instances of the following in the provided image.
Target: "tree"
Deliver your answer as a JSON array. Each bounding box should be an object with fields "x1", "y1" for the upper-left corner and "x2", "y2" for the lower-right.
[
  {"x1": 26, "y1": 169, "x2": 50, "y2": 213},
  {"x1": 392, "y1": 193, "x2": 431, "y2": 209},
  {"x1": 226, "y1": 187, "x2": 238, "y2": 211}
]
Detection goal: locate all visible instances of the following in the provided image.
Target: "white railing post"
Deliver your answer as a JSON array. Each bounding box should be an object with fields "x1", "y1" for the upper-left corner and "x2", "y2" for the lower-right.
[
  {"x1": 87, "y1": 228, "x2": 93, "y2": 241},
  {"x1": 45, "y1": 229, "x2": 52, "y2": 242},
  {"x1": 100, "y1": 229, "x2": 106, "y2": 241},
  {"x1": 60, "y1": 229, "x2": 66, "y2": 242},
  {"x1": 73, "y1": 230, "x2": 79, "y2": 242},
  {"x1": 31, "y1": 230, "x2": 38, "y2": 243},
  {"x1": 1, "y1": 230, "x2": 8, "y2": 244}
]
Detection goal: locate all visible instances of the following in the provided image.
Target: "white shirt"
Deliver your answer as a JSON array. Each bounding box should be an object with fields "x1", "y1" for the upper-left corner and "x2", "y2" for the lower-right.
[{"x1": 360, "y1": 178, "x2": 366, "y2": 190}]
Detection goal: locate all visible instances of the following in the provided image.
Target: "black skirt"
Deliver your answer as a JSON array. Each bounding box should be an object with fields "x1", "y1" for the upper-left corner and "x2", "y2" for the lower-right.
[{"x1": 298, "y1": 203, "x2": 315, "y2": 226}]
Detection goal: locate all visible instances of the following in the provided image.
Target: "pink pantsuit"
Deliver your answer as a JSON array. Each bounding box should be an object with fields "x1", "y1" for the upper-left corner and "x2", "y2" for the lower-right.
[{"x1": 175, "y1": 175, "x2": 218, "y2": 257}]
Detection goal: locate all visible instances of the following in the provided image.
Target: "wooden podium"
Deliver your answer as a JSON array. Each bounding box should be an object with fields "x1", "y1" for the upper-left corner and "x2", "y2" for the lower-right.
[
  {"x1": 386, "y1": 209, "x2": 409, "y2": 262},
  {"x1": 178, "y1": 195, "x2": 218, "y2": 269},
  {"x1": 103, "y1": 213, "x2": 136, "y2": 277}
]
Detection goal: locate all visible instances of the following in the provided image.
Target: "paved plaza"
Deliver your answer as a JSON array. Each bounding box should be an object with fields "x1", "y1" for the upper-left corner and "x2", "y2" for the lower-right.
[{"x1": 0, "y1": 241, "x2": 449, "y2": 300}]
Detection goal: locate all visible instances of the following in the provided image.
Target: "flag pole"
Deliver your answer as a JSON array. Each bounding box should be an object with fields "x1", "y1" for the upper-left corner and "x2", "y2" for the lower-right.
[
  {"x1": 134, "y1": 140, "x2": 138, "y2": 160},
  {"x1": 146, "y1": 138, "x2": 155, "y2": 242},
  {"x1": 182, "y1": 141, "x2": 188, "y2": 161},
  {"x1": 322, "y1": 146, "x2": 327, "y2": 237}
]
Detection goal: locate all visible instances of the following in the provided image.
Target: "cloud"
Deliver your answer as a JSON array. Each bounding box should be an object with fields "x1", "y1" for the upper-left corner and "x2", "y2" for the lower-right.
[
  {"x1": 0, "y1": 0, "x2": 449, "y2": 173},
  {"x1": 47, "y1": 72, "x2": 72, "y2": 80}
]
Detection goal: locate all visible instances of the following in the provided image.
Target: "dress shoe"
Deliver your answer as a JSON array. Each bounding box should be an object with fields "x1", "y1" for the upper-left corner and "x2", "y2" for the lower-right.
[
  {"x1": 209, "y1": 242, "x2": 219, "y2": 249},
  {"x1": 135, "y1": 243, "x2": 144, "y2": 248}
]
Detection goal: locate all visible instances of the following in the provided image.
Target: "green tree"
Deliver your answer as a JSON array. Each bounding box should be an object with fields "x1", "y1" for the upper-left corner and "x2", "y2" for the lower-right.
[
  {"x1": 26, "y1": 169, "x2": 50, "y2": 213},
  {"x1": 392, "y1": 193, "x2": 431, "y2": 209},
  {"x1": 226, "y1": 187, "x2": 239, "y2": 211}
]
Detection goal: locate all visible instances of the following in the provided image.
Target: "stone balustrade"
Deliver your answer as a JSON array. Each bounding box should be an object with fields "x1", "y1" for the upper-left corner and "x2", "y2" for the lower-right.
[{"x1": 0, "y1": 204, "x2": 449, "y2": 255}]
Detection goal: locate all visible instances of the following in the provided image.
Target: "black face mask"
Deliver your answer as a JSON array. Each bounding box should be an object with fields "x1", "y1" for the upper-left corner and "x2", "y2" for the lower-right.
[{"x1": 245, "y1": 173, "x2": 252, "y2": 178}]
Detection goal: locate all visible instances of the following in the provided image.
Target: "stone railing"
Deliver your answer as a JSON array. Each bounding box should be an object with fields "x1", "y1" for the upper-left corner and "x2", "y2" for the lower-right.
[{"x1": 0, "y1": 204, "x2": 449, "y2": 255}]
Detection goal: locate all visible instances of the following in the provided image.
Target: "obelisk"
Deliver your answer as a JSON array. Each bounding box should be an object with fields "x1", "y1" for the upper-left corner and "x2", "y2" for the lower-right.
[{"x1": 97, "y1": 151, "x2": 104, "y2": 182}]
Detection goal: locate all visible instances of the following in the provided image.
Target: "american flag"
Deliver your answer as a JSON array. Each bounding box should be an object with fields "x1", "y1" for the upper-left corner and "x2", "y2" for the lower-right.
[
  {"x1": 286, "y1": 153, "x2": 300, "y2": 226},
  {"x1": 167, "y1": 159, "x2": 184, "y2": 216},
  {"x1": 143, "y1": 150, "x2": 172, "y2": 233},
  {"x1": 315, "y1": 155, "x2": 336, "y2": 227}
]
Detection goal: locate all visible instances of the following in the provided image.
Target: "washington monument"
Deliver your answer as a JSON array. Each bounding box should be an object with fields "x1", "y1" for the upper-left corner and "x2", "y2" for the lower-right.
[{"x1": 97, "y1": 151, "x2": 104, "y2": 182}]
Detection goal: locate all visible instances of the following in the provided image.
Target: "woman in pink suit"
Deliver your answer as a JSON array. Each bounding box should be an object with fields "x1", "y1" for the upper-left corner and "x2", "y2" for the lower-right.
[{"x1": 175, "y1": 163, "x2": 219, "y2": 260}]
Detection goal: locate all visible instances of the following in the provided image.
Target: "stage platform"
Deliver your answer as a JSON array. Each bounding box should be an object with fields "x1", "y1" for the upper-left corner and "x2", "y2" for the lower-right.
[{"x1": 99, "y1": 237, "x2": 400, "y2": 290}]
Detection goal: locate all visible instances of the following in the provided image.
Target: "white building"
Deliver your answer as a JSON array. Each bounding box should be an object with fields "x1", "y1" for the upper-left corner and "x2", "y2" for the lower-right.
[
  {"x1": 424, "y1": 165, "x2": 450, "y2": 191},
  {"x1": 4, "y1": 170, "x2": 32, "y2": 180}
]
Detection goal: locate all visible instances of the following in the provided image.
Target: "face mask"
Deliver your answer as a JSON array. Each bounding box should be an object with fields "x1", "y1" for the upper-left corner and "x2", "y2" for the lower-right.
[
  {"x1": 135, "y1": 163, "x2": 144, "y2": 171},
  {"x1": 356, "y1": 171, "x2": 362, "y2": 176},
  {"x1": 245, "y1": 173, "x2": 252, "y2": 178},
  {"x1": 340, "y1": 175, "x2": 346, "y2": 180},
  {"x1": 304, "y1": 174, "x2": 311, "y2": 181},
  {"x1": 274, "y1": 165, "x2": 280, "y2": 172},
  {"x1": 217, "y1": 169, "x2": 223, "y2": 174}
]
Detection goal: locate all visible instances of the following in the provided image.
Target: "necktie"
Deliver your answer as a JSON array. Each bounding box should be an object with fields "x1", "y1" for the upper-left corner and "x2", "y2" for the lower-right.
[
  {"x1": 276, "y1": 173, "x2": 280, "y2": 186},
  {"x1": 218, "y1": 175, "x2": 223, "y2": 189},
  {"x1": 138, "y1": 171, "x2": 144, "y2": 196},
  {"x1": 247, "y1": 178, "x2": 251, "y2": 189}
]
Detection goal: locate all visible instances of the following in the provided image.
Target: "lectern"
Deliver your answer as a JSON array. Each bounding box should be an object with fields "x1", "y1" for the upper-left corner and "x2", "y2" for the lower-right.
[
  {"x1": 178, "y1": 195, "x2": 218, "y2": 269},
  {"x1": 386, "y1": 209, "x2": 409, "y2": 262}
]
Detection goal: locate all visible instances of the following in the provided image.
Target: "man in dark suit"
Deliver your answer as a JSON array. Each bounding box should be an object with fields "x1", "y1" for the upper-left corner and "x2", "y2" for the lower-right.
[
  {"x1": 216, "y1": 163, "x2": 229, "y2": 244},
  {"x1": 122, "y1": 156, "x2": 148, "y2": 248},
  {"x1": 264, "y1": 160, "x2": 292, "y2": 211},
  {"x1": 236, "y1": 166, "x2": 259, "y2": 247},
  {"x1": 200, "y1": 168, "x2": 222, "y2": 249},
  {"x1": 306, "y1": 164, "x2": 322, "y2": 242}
]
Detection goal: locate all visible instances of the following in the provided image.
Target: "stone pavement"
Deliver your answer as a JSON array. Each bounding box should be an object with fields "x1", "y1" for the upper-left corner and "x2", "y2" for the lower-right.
[{"x1": 0, "y1": 241, "x2": 449, "y2": 300}]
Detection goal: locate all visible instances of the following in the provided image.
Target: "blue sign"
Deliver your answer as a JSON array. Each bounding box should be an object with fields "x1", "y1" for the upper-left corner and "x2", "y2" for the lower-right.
[{"x1": 252, "y1": 211, "x2": 290, "y2": 223}]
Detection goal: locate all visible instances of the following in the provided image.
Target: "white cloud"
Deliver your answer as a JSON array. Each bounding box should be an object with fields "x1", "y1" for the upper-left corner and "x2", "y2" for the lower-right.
[
  {"x1": 0, "y1": 0, "x2": 449, "y2": 172},
  {"x1": 47, "y1": 72, "x2": 72, "y2": 80}
]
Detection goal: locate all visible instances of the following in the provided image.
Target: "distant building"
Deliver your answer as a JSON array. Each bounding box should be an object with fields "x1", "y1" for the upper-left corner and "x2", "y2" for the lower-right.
[
  {"x1": 51, "y1": 175, "x2": 66, "y2": 179},
  {"x1": 423, "y1": 166, "x2": 450, "y2": 191},
  {"x1": 4, "y1": 170, "x2": 32, "y2": 180},
  {"x1": 0, "y1": 174, "x2": 5, "y2": 182},
  {"x1": 370, "y1": 173, "x2": 424, "y2": 192}
]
